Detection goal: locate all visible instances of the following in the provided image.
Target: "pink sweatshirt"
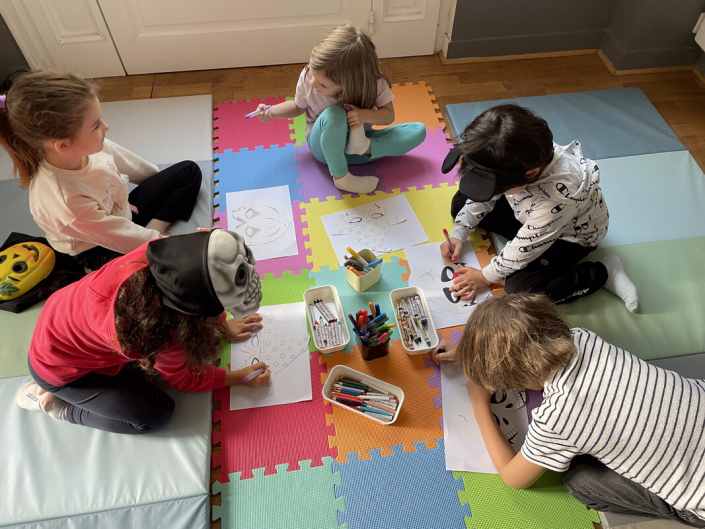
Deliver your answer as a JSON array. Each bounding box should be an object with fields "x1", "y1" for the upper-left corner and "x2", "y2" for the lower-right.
[{"x1": 29, "y1": 242, "x2": 226, "y2": 392}]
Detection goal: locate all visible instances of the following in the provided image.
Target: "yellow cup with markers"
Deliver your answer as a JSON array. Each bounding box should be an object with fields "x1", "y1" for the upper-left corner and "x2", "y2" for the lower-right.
[{"x1": 345, "y1": 248, "x2": 381, "y2": 292}]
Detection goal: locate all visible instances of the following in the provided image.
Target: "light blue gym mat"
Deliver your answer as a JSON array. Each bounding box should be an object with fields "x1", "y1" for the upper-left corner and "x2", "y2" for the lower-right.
[{"x1": 445, "y1": 88, "x2": 685, "y2": 160}]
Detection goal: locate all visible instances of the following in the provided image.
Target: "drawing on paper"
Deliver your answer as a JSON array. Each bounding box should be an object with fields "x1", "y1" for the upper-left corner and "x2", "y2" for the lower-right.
[
  {"x1": 231, "y1": 201, "x2": 293, "y2": 246},
  {"x1": 331, "y1": 201, "x2": 406, "y2": 253},
  {"x1": 320, "y1": 195, "x2": 429, "y2": 264},
  {"x1": 225, "y1": 185, "x2": 298, "y2": 262}
]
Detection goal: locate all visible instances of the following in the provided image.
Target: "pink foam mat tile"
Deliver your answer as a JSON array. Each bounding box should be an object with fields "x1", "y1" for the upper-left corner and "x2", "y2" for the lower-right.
[
  {"x1": 294, "y1": 141, "x2": 382, "y2": 202},
  {"x1": 374, "y1": 127, "x2": 457, "y2": 193},
  {"x1": 212, "y1": 351, "x2": 337, "y2": 481},
  {"x1": 213, "y1": 96, "x2": 294, "y2": 153}
]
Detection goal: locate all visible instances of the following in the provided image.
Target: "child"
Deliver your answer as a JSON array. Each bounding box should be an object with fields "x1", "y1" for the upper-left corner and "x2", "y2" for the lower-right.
[
  {"x1": 0, "y1": 71, "x2": 202, "y2": 271},
  {"x1": 256, "y1": 25, "x2": 426, "y2": 194},
  {"x1": 432, "y1": 293, "x2": 705, "y2": 527},
  {"x1": 440, "y1": 104, "x2": 638, "y2": 311},
  {"x1": 16, "y1": 229, "x2": 267, "y2": 434}
]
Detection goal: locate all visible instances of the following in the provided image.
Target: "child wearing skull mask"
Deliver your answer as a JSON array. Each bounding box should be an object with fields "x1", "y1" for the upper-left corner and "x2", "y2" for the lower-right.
[
  {"x1": 15, "y1": 230, "x2": 268, "y2": 434},
  {"x1": 432, "y1": 293, "x2": 705, "y2": 527},
  {"x1": 440, "y1": 104, "x2": 638, "y2": 312}
]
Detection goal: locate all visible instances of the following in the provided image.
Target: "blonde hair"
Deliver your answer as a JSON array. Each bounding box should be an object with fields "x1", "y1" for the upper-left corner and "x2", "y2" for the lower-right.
[
  {"x1": 0, "y1": 70, "x2": 99, "y2": 188},
  {"x1": 308, "y1": 25, "x2": 390, "y2": 109},
  {"x1": 457, "y1": 293, "x2": 576, "y2": 392}
]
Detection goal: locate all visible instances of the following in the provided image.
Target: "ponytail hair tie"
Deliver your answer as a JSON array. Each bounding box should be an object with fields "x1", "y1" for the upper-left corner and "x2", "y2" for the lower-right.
[{"x1": 0, "y1": 95, "x2": 6, "y2": 109}]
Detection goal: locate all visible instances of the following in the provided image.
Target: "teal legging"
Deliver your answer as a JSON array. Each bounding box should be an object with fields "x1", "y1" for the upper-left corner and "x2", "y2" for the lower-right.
[{"x1": 307, "y1": 105, "x2": 426, "y2": 177}]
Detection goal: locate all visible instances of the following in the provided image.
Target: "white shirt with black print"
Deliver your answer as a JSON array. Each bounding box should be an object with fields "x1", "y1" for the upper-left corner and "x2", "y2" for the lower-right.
[{"x1": 450, "y1": 141, "x2": 609, "y2": 284}]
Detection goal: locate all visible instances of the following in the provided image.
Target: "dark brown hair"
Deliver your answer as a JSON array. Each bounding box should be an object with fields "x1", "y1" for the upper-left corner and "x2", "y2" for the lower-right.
[
  {"x1": 308, "y1": 25, "x2": 391, "y2": 109},
  {"x1": 457, "y1": 293, "x2": 576, "y2": 392},
  {"x1": 0, "y1": 70, "x2": 99, "y2": 188},
  {"x1": 114, "y1": 265, "x2": 225, "y2": 372},
  {"x1": 459, "y1": 104, "x2": 553, "y2": 178}
]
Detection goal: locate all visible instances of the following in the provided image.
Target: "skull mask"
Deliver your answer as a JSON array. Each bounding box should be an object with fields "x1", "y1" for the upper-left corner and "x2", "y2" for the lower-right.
[{"x1": 207, "y1": 229, "x2": 262, "y2": 319}]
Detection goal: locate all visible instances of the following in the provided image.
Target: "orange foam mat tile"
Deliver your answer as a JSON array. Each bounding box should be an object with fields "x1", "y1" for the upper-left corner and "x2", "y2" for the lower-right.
[
  {"x1": 375, "y1": 82, "x2": 444, "y2": 131},
  {"x1": 320, "y1": 341, "x2": 444, "y2": 463}
]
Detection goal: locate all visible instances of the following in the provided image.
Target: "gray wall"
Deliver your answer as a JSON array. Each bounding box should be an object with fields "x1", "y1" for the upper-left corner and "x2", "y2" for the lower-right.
[
  {"x1": 601, "y1": 0, "x2": 705, "y2": 69},
  {"x1": 446, "y1": 0, "x2": 705, "y2": 70},
  {"x1": 0, "y1": 14, "x2": 28, "y2": 81},
  {"x1": 446, "y1": 0, "x2": 618, "y2": 59}
]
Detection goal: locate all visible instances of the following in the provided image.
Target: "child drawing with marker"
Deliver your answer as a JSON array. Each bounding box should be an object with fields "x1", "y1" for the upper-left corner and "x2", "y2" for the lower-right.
[
  {"x1": 440, "y1": 104, "x2": 639, "y2": 311},
  {"x1": 432, "y1": 293, "x2": 705, "y2": 527},
  {"x1": 255, "y1": 24, "x2": 426, "y2": 194}
]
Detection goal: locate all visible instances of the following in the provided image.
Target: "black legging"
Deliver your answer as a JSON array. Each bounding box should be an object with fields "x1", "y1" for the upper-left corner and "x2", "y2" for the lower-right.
[
  {"x1": 75, "y1": 160, "x2": 202, "y2": 271},
  {"x1": 28, "y1": 358, "x2": 175, "y2": 435},
  {"x1": 451, "y1": 191, "x2": 608, "y2": 304}
]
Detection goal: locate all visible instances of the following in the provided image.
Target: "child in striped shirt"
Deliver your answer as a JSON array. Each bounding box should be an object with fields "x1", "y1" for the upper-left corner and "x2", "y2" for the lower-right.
[{"x1": 433, "y1": 293, "x2": 705, "y2": 527}]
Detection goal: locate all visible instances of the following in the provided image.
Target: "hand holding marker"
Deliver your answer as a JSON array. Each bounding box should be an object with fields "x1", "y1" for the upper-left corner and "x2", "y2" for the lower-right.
[{"x1": 244, "y1": 105, "x2": 272, "y2": 119}]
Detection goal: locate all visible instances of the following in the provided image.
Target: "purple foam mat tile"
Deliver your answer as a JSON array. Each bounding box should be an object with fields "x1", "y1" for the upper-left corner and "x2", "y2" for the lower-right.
[
  {"x1": 375, "y1": 127, "x2": 456, "y2": 193},
  {"x1": 294, "y1": 141, "x2": 382, "y2": 202},
  {"x1": 214, "y1": 211, "x2": 227, "y2": 229},
  {"x1": 525, "y1": 389, "x2": 544, "y2": 424}
]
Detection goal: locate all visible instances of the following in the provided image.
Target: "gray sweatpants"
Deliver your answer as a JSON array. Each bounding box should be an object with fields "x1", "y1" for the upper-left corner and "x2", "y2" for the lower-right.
[{"x1": 563, "y1": 456, "x2": 705, "y2": 528}]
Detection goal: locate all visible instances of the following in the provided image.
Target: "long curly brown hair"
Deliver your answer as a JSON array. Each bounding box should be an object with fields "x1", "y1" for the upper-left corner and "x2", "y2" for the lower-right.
[{"x1": 113, "y1": 265, "x2": 225, "y2": 372}]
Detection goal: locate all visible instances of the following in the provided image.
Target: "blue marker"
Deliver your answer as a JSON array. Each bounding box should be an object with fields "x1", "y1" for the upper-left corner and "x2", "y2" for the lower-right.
[
  {"x1": 360, "y1": 406, "x2": 393, "y2": 416},
  {"x1": 245, "y1": 105, "x2": 271, "y2": 119},
  {"x1": 364, "y1": 258, "x2": 382, "y2": 269},
  {"x1": 375, "y1": 304, "x2": 381, "y2": 317},
  {"x1": 371, "y1": 313, "x2": 387, "y2": 324}
]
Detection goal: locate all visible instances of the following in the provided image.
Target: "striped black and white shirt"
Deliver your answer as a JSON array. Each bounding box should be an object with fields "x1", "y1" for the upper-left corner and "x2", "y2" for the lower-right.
[{"x1": 522, "y1": 328, "x2": 705, "y2": 520}]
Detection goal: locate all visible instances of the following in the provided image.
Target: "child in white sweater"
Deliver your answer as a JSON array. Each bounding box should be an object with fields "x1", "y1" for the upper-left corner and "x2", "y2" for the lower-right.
[{"x1": 0, "y1": 71, "x2": 202, "y2": 270}]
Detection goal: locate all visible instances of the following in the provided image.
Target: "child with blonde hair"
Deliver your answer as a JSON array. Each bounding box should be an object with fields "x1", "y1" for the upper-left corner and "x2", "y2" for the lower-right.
[
  {"x1": 0, "y1": 71, "x2": 202, "y2": 270},
  {"x1": 433, "y1": 293, "x2": 705, "y2": 527},
  {"x1": 257, "y1": 25, "x2": 426, "y2": 194}
]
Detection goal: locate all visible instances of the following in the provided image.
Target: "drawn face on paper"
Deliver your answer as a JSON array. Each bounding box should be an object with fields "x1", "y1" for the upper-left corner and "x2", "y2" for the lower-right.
[
  {"x1": 493, "y1": 412, "x2": 520, "y2": 446},
  {"x1": 490, "y1": 388, "x2": 526, "y2": 410},
  {"x1": 334, "y1": 202, "x2": 397, "y2": 229},
  {"x1": 231, "y1": 202, "x2": 293, "y2": 246}
]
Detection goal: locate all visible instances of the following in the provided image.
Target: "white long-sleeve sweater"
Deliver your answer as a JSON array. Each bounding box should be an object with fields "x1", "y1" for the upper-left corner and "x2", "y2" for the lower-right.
[
  {"x1": 451, "y1": 141, "x2": 609, "y2": 284},
  {"x1": 29, "y1": 139, "x2": 161, "y2": 256}
]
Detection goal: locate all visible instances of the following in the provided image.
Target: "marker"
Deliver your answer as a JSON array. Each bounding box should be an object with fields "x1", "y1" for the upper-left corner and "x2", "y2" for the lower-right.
[
  {"x1": 347, "y1": 265, "x2": 362, "y2": 277},
  {"x1": 243, "y1": 367, "x2": 266, "y2": 383},
  {"x1": 346, "y1": 247, "x2": 369, "y2": 266},
  {"x1": 344, "y1": 105, "x2": 352, "y2": 112},
  {"x1": 369, "y1": 302, "x2": 376, "y2": 318},
  {"x1": 375, "y1": 304, "x2": 381, "y2": 317},
  {"x1": 360, "y1": 406, "x2": 393, "y2": 416},
  {"x1": 245, "y1": 105, "x2": 271, "y2": 119},
  {"x1": 363, "y1": 411, "x2": 393, "y2": 421},
  {"x1": 364, "y1": 258, "x2": 382, "y2": 269},
  {"x1": 443, "y1": 228, "x2": 458, "y2": 263}
]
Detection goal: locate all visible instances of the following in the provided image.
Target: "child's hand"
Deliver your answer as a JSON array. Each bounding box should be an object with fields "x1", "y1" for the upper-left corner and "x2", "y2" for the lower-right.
[
  {"x1": 441, "y1": 237, "x2": 463, "y2": 262},
  {"x1": 240, "y1": 361, "x2": 271, "y2": 388},
  {"x1": 451, "y1": 267, "x2": 490, "y2": 300},
  {"x1": 256, "y1": 103, "x2": 272, "y2": 123},
  {"x1": 431, "y1": 339, "x2": 458, "y2": 365},
  {"x1": 345, "y1": 104, "x2": 365, "y2": 129},
  {"x1": 466, "y1": 379, "x2": 491, "y2": 406},
  {"x1": 225, "y1": 313, "x2": 264, "y2": 342}
]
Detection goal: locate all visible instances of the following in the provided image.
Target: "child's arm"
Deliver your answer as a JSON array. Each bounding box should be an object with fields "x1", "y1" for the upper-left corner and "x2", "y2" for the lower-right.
[
  {"x1": 345, "y1": 101, "x2": 395, "y2": 128},
  {"x1": 257, "y1": 101, "x2": 305, "y2": 122},
  {"x1": 224, "y1": 362, "x2": 270, "y2": 387},
  {"x1": 103, "y1": 139, "x2": 158, "y2": 185},
  {"x1": 468, "y1": 381, "x2": 547, "y2": 489}
]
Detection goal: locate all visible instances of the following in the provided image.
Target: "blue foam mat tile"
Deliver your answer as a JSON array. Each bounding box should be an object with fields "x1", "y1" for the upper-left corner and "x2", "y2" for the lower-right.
[
  {"x1": 596, "y1": 150, "x2": 705, "y2": 248},
  {"x1": 333, "y1": 440, "x2": 471, "y2": 529},
  {"x1": 445, "y1": 88, "x2": 684, "y2": 160},
  {"x1": 213, "y1": 145, "x2": 301, "y2": 212}
]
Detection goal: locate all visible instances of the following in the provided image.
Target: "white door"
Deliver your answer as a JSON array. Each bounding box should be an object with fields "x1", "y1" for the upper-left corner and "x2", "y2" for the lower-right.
[
  {"x1": 370, "y1": 0, "x2": 442, "y2": 58},
  {"x1": 98, "y1": 0, "x2": 372, "y2": 75},
  {"x1": 0, "y1": 0, "x2": 124, "y2": 77}
]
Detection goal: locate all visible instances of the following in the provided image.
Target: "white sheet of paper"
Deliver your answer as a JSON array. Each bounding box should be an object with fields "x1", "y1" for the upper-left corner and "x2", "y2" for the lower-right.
[
  {"x1": 321, "y1": 195, "x2": 428, "y2": 264},
  {"x1": 226, "y1": 185, "x2": 297, "y2": 261},
  {"x1": 441, "y1": 361, "x2": 529, "y2": 473},
  {"x1": 404, "y1": 242, "x2": 492, "y2": 329},
  {"x1": 229, "y1": 302, "x2": 311, "y2": 411}
]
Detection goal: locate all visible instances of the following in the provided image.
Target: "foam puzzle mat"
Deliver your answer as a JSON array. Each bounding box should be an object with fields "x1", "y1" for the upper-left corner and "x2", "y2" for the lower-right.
[{"x1": 210, "y1": 82, "x2": 601, "y2": 529}]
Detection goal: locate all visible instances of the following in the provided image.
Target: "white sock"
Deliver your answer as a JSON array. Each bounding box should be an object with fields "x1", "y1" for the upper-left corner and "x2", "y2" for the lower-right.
[
  {"x1": 345, "y1": 126, "x2": 371, "y2": 155},
  {"x1": 601, "y1": 255, "x2": 639, "y2": 313},
  {"x1": 15, "y1": 382, "x2": 67, "y2": 420},
  {"x1": 333, "y1": 172, "x2": 379, "y2": 194}
]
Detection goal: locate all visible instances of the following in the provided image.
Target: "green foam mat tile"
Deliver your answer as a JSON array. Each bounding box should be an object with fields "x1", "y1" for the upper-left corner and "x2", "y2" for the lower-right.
[
  {"x1": 286, "y1": 96, "x2": 307, "y2": 146},
  {"x1": 454, "y1": 470, "x2": 599, "y2": 529},
  {"x1": 212, "y1": 457, "x2": 345, "y2": 529},
  {"x1": 261, "y1": 269, "x2": 316, "y2": 306}
]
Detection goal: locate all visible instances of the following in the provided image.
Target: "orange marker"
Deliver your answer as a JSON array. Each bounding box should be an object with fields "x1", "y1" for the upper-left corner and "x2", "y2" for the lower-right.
[{"x1": 368, "y1": 302, "x2": 376, "y2": 318}]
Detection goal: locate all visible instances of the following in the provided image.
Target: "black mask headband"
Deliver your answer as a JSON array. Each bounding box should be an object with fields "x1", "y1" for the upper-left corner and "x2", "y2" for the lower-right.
[{"x1": 441, "y1": 146, "x2": 527, "y2": 202}]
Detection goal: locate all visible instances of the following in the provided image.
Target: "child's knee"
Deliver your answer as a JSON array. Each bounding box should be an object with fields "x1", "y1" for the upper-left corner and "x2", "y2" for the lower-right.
[
  {"x1": 407, "y1": 122, "x2": 426, "y2": 146},
  {"x1": 134, "y1": 394, "x2": 175, "y2": 433},
  {"x1": 319, "y1": 105, "x2": 347, "y2": 127}
]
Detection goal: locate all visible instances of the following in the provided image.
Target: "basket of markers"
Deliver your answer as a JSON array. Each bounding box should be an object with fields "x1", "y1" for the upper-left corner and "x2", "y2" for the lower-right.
[
  {"x1": 322, "y1": 365, "x2": 404, "y2": 425},
  {"x1": 349, "y1": 302, "x2": 396, "y2": 360},
  {"x1": 344, "y1": 247, "x2": 382, "y2": 292},
  {"x1": 390, "y1": 287, "x2": 439, "y2": 355},
  {"x1": 303, "y1": 285, "x2": 350, "y2": 354}
]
